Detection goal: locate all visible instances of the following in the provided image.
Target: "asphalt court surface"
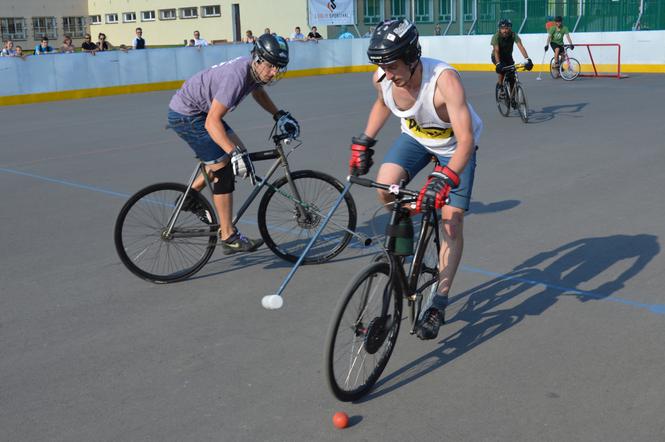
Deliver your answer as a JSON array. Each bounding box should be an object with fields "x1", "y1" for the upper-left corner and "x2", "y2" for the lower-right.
[{"x1": 2, "y1": 71, "x2": 665, "y2": 441}]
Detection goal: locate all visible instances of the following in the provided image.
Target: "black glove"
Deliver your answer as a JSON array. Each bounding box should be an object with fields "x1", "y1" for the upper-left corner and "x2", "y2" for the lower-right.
[
  {"x1": 231, "y1": 146, "x2": 254, "y2": 179},
  {"x1": 416, "y1": 165, "x2": 460, "y2": 212},
  {"x1": 569, "y1": 44, "x2": 574, "y2": 51},
  {"x1": 544, "y1": 45, "x2": 549, "y2": 52},
  {"x1": 273, "y1": 110, "x2": 300, "y2": 138},
  {"x1": 525, "y1": 58, "x2": 533, "y2": 71},
  {"x1": 495, "y1": 62, "x2": 504, "y2": 74},
  {"x1": 349, "y1": 134, "x2": 376, "y2": 176}
]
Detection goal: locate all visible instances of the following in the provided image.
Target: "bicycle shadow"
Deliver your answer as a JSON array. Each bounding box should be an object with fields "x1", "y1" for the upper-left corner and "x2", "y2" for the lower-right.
[
  {"x1": 358, "y1": 233, "x2": 659, "y2": 402},
  {"x1": 528, "y1": 102, "x2": 589, "y2": 124}
]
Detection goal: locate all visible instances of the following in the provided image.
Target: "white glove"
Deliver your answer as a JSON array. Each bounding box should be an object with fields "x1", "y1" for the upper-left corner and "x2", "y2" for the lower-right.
[
  {"x1": 231, "y1": 147, "x2": 254, "y2": 179},
  {"x1": 273, "y1": 110, "x2": 300, "y2": 139}
]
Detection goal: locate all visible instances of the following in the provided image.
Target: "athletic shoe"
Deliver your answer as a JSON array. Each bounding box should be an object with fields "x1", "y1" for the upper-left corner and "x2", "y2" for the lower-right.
[
  {"x1": 220, "y1": 230, "x2": 264, "y2": 255},
  {"x1": 416, "y1": 307, "x2": 445, "y2": 340}
]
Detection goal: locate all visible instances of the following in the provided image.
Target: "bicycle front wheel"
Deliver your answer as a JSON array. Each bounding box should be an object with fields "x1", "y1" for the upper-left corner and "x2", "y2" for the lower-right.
[
  {"x1": 114, "y1": 182, "x2": 218, "y2": 283},
  {"x1": 516, "y1": 84, "x2": 529, "y2": 123},
  {"x1": 258, "y1": 170, "x2": 357, "y2": 264},
  {"x1": 560, "y1": 57, "x2": 580, "y2": 81},
  {"x1": 324, "y1": 261, "x2": 402, "y2": 401},
  {"x1": 496, "y1": 84, "x2": 511, "y2": 117}
]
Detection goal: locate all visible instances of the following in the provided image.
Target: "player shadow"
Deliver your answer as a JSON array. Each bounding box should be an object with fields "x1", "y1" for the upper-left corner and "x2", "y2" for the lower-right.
[
  {"x1": 358, "y1": 233, "x2": 659, "y2": 402},
  {"x1": 528, "y1": 102, "x2": 589, "y2": 123}
]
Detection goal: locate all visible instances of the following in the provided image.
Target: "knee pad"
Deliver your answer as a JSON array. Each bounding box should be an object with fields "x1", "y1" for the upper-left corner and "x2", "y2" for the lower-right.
[{"x1": 212, "y1": 166, "x2": 234, "y2": 194}]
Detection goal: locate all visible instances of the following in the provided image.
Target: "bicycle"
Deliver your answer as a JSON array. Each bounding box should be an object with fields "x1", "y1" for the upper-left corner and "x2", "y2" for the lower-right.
[
  {"x1": 114, "y1": 131, "x2": 357, "y2": 283},
  {"x1": 550, "y1": 45, "x2": 580, "y2": 81},
  {"x1": 323, "y1": 175, "x2": 442, "y2": 401},
  {"x1": 495, "y1": 63, "x2": 529, "y2": 123}
]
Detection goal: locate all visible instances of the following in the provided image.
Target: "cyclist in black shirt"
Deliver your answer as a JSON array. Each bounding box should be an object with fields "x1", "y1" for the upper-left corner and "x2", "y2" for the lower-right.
[{"x1": 491, "y1": 19, "x2": 533, "y2": 96}]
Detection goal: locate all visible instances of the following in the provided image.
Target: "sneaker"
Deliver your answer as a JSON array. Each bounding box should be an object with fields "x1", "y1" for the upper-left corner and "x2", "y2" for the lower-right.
[
  {"x1": 416, "y1": 307, "x2": 445, "y2": 340},
  {"x1": 497, "y1": 85, "x2": 506, "y2": 100},
  {"x1": 176, "y1": 191, "x2": 211, "y2": 224},
  {"x1": 219, "y1": 230, "x2": 264, "y2": 255}
]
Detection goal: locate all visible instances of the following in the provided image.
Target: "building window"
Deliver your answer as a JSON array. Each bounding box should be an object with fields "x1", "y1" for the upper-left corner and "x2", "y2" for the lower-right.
[
  {"x1": 141, "y1": 11, "x2": 156, "y2": 21},
  {"x1": 364, "y1": 0, "x2": 384, "y2": 24},
  {"x1": 159, "y1": 9, "x2": 177, "y2": 20},
  {"x1": 438, "y1": 0, "x2": 456, "y2": 22},
  {"x1": 201, "y1": 5, "x2": 221, "y2": 17},
  {"x1": 0, "y1": 17, "x2": 28, "y2": 41},
  {"x1": 123, "y1": 12, "x2": 136, "y2": 23},
  {"x1": 391, "y1": 0, "x2": 409, "y2": 19},
  {"x1": 180, "y1": 7, "x2": 198, "y2": 19},
  {"x1": 106, "y1": 13, "x2": 118, "y2": 24},
  {"x1": 62, "y1": 17, "x2": 86, "y2": 38},
  {"x1": 90, "y1": 15, "x2": 102, "y2": 25},
  {"x1": 32, "y1": 17, "x2": 58, "y2": 39},
  {"x1": 415, "y1": 0, "x2": 433, "y2": 22}
]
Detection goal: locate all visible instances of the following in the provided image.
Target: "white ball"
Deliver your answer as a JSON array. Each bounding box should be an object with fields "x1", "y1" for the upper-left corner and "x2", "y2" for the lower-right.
[{"x1": 261, "y1": 294, "x2": 284, "y2": 310}]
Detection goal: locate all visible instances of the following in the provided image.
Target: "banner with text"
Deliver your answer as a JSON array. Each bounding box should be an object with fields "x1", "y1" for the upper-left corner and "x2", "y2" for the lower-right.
[{"x1": 308, "y1": 0, "x2": 355, "y2": 26}]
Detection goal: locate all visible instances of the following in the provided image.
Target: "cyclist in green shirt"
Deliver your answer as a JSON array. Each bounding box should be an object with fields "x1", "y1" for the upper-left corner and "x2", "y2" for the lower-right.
[
  {"x1": 545, "y1": 16, "x2": 574, "y2": 67},
  {"x1": 491, "y1": 19, "x2": 533, "y2": 97}
]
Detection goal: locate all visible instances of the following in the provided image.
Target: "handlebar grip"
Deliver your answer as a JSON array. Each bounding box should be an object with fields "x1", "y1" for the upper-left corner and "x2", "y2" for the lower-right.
[{"x1": 349, "y1": 176, "x2": 374, "y2": 187}]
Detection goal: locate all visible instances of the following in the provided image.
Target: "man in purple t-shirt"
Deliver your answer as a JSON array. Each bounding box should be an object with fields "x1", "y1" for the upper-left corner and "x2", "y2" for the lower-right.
[{"x1": 167, "y1": 34, "x2": 300, "y2": 254}]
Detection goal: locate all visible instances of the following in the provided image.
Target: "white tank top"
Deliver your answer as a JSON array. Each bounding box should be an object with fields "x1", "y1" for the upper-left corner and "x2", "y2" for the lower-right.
[{"x1": 379, "y1": 57, "x2": 483, "y2": 157}]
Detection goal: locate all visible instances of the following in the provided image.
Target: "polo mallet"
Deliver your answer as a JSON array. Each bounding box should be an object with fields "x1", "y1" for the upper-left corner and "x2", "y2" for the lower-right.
[{"x1": 536, "y1": 48, "x2": 547, "y2": 80}]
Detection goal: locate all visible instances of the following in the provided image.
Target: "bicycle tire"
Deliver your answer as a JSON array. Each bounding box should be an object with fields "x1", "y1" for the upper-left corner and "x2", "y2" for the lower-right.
[
  {"x1": 324, "y1": 261, "x2": 402, "y2": 401},
  {"x1": 550, "y1": 57, "x2": 560, "y2": 79},
  {"x1": 114, "y1": 182, "x2": 218, "y2": 283},
  {"x1": 560, "y1": 57, "x2": 580, "y2": 81},
  {"x1": 257, "y1": 170, "x2": 356, "y2": 264},
  {"x1": 516, "y1": 84, "x2": 529, "y2": 123},
  {"x1": 496, "y1": 83, "x2": 511, "y2": 117}
]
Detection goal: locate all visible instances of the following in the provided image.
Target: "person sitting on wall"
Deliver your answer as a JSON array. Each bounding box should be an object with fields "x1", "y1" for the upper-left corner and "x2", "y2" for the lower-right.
[
  {"x1": 96, "y1": 33, "x2": 115, "y2": 51},
  {"x1": 243, "y1": 30, "x2": 256, "y2": 44},
  {"x1": 290, "y1": 26, "x2": 305, "y2": 41},
  {"x1": 1, "y1": 40, "x2": 17, "y2": 56},
  {"x1": 193, "y1": 31, "x2": 209, "y2": 47},
  {"x1": 307, "y1": 26, "x2": 322, "y2": 41},
  {"x1": 60, "y1": 35, "x2": 76, "y2": 53},
  {"x1": 187, "y1": 39, "x2": 196, "y2": 47},
  {"x1": 132, "y1": 27, "x2": 146, "y2": 49},
  {"x1": 34, "y1": 37, "x2": 55, "y2": 55},
  {"x1": 15, "y1": 45, "x2": 25, "y2": 58}
]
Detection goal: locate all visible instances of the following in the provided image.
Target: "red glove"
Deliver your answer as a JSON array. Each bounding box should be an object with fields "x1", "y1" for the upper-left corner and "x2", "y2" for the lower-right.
[
  {"x1": 349, "y1": 134, "x2": 376, "y2": 176},
  {"x1": 416, "y1": 165, "x2": 460, "y2": 212}
]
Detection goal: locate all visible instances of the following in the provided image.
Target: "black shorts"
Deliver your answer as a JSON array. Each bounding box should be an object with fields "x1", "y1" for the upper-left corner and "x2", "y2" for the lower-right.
[
  {"x1": 491, "y1": 53, "x2": 514, "y2": 67},
  {"x1": 550, "y1": 42, "x2": 564, "y2": 52}
]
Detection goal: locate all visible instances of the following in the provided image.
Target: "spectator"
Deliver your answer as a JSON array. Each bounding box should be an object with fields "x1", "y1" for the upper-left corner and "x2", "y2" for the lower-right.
[
  {"x1": 242, "y1": 30, "x2": 256, "y2": 43},
  {"x1": 1, "y1": 40, "x2": 17, "y2": 56},
  {"x1": 193, "y1": 30, "x2": 208, "y2": 47},
  {"x1": 60, "y1": 35, "x2": 76, "y2": 53},
  {"x1": 290, "y1": 26, "x2": 305, "y2": 41},
  {"x1": 187, "y1": 39, "x2": 196, "y2": 47},
  {"x1": 434, "y1": 23, "x2": 442, "y2": 35},
  {"x1": 34, "y1": 37, "x2": 55, "y2": 55},
  {"x1": 362, "y1": 27, "x2": 374, "y2": 38},
  {"x1": 264, "y1": 27, "x2": 271, "y2": 35},
  {"x1": 81, "y1": 33, "x2": 98, "y2": 53},
  {"x1": 545, "y1": 16, "x2": 556, "y2": 31},
  {"x1": 307, "y1": 26, "x2": 323, "y2": 40},
  {"x1": 338, "y1": 26, "x2": 354, "y2": 39},
  {"x1": 133, "y1": 27, "x2": 146, "y2": 49},
  {"x1": 96, "y1": 33, "x2": 115, "y2": 51},
  {"x1": 15, "y1": 45, "x2": 25, "y2": 58}
]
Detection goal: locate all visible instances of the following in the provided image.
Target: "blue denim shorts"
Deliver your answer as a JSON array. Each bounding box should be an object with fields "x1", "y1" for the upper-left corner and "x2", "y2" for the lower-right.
[
  {"x1": 383, "y1": 133, "x2": 478, "y2": 210},
  {"x1": 167, "y1": 109, "x2": 234, "y2": 164}
]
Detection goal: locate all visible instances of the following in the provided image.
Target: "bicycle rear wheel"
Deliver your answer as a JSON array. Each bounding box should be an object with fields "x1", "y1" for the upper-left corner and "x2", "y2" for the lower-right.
[
  {"x1": 324, "y1": 261, "x2": 402, "y2": 401},
  {"x1": 560, "y1": 57, "x2": 581, "y2": 81},
  {"x1": 516, "y1": 84, "x2": 529, "y2": 123},
  {"x1": 114, "y1": 182, "x2": 218, "y2": 283},
  {"x1": 550, "y1": 57, "x2": 560, "y2": 79},
  {"x1": 496, "y1": 84, "x2": 511, "y2": 117},
  {"x1": 258, "y1": 170, "x2": 356, "y2": 264}
]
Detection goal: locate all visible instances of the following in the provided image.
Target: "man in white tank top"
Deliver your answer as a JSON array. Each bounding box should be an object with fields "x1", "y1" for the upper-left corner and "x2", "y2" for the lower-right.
[{"x1": 349, "y1": 19, "x2": 483, "y2": 340}]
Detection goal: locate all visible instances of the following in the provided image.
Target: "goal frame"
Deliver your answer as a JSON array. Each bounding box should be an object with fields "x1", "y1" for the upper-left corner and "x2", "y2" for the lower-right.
[{"x1": 575, "y1": 43, "x2": 627, "y2": 79}]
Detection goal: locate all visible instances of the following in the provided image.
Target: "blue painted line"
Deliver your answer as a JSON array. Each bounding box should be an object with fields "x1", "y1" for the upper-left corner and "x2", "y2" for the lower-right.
[
  {"x1": 460, "y1": 265, "x2": 665, "y2": 316},
  {"x1": 2, "y1": 166, "x2": 663, "y2": 316}
]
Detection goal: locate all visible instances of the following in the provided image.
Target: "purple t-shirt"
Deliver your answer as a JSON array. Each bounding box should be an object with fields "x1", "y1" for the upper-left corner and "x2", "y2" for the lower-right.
[{"x1": 169, "y1": 56, "x2": 261, "y2": 115}]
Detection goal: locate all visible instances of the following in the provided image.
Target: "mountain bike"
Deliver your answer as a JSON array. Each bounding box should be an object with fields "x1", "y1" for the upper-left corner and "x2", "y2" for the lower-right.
[
  {"x1": 495, "y1": 63, "x2": 529, "y2": 123},
  {"x1": 550, "y1": 45, "x2": 580, "y2": 81},
  {"x1": 324, "y1": 175, "x2": 442, "y2": 401},
  {"x1": 114, "y1": 132, "x2": 357, "y2": 283}
]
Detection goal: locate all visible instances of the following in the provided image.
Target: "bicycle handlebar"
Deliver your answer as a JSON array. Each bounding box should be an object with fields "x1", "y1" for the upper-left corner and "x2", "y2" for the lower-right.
[{"x1": 349, "y1": 176, "x2": 420, "y2": 198}]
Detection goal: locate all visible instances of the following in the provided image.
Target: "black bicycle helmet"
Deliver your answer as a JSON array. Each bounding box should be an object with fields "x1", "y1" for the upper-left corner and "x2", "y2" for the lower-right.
[
  {"x1": 498, "y1": 18, "x2": 512, "y2": 28},
  {"x1": 367, "y1": 19, "x2": 421, "y2": 65},
  {"x1": 252, "y1": 34, "x2": 289, "y2": 68}
]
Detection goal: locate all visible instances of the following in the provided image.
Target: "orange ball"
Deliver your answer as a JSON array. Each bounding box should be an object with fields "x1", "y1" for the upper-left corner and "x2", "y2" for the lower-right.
[{"x1": 332, "y1": 411, "x2": 349, "y2": 429}]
